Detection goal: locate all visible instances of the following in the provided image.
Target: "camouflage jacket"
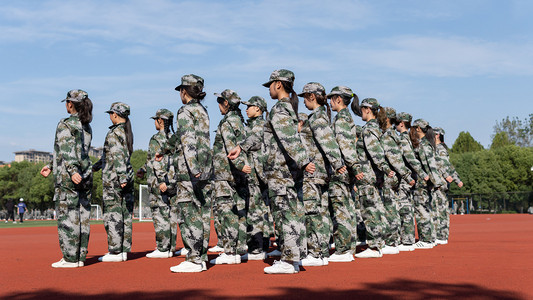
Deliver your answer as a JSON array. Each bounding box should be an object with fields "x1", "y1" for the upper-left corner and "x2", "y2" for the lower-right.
[
  {"x1": 263, "y1": 98, "x2": 310, "y2": 190},
  {"x1": 436, "y1": 143, "x2": 461, "y2": 184},
  {"x1": 144, "y1": 131, "x2": 174, "y2": 195},
  {"x1": 309, "y1": 105, "x2": 344, "y2": 184},
  {"x1": 361, "y1": 119, "x2": 391, "y2": 184},
  {"x1": 332, "y1": 108, "x2": 362, "y2": 183},
  {"x1": 398, "y1": 131, "x2": 428, "y2": 181},
  {"x1": 415, "y1": 136, "x2": 446, "y2": 188},
  {"x1": 173, "y1": 99, "x2": 213, "y2": 182},
  {"x1": 244, "y1": 116, "x2": 267, "y2": 184},
  {"x1": 51, "y1": 113, "x2": 92, "y2": 191},
  {"x1": 299, "y1": 116, "x2": 323, "y2": 183},
  {"x1": 93, "y1": 123, "x2": 133, "y2": 188},
  {"x1": 213, "y1": 110, "x2": 249, "y2": 182},
  {"x1": 381, "y1": 127, "x2": 412, "y2": 185},
  {"x1": 355, "y1": 132, "x2": 376, "y2": 186}
]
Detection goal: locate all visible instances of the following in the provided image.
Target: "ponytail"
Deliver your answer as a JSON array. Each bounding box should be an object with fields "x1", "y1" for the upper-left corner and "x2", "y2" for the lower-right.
[
  {"x1": 163, "y1": 117, "x2": 175, "y2": 138},
  {"x1": 281, "y1": 81, "x2": 299, "y2": 115},
  {"x1": 182, "y1": 85, "x2": 206, "y2": 101},
  {"x1": 119, "y1": 114, "x2": 134, "y2": 154},
  {"x1": 72, "y1": 98, "x2": 93, "y2": 125},
  {"x1": 229, "y1": 103, "x2": 245, "y2": 124},
  {"x1": 350, "y1": 93, "x2": 361, "y2": 117},
  {"x1": 422, "y1": 126, "x2": 436, "y2": 150},
  {"x1": 377, "y1": 107, "x2": 388, "y2": 131},
  {"x1": 409, "y1": 128, "x2": 420, "y2": 149},
  {"x1": 315, "y1": 92, "x2": 331, "y2": 123},
  {"x1": 439, "y1": 134, "x2": 449, "y2": 150}
]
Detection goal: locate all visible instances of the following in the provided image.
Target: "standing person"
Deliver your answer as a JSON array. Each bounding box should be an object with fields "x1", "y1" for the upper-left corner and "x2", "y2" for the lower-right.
[
  {"x1": 93, "y1": 102, "x2": 134, "y2": 262},
  {"x1": 40, "y1": 89, "x2": 93, "y2": 268},
  {"x1": 377, "y1": 107, "x2": 414, "y2": 255},
  {"x1": 169, "y1": 74, "x2": 213, "y2": 273},
  {"x1": 209, "y1": 89, "x2": 249, "y2": 266},
  {"x1": 353, "y1": 98, "x2": 391, "y2": 258},
  {"x1": 137, "y1": 109, "x2": 176, "y2": 258},
  {"x1": 241, "y1": 96, "x2": 271, "y2": 260},
  {"x1": 434, "y1": 127, "x2": 463, "y2": 244},
  {"x1": 17, "y1": 198, "x2": 27, "y2": 223},
  {"x1": 229, "y1": 69, "x2": 312, "y2": 274},
  {"x1": 5, "y1": 199, "x2": 15, "y2": 223},
  {"x1": 394, "y1": 112, "x2": 429, "y2": 251}
]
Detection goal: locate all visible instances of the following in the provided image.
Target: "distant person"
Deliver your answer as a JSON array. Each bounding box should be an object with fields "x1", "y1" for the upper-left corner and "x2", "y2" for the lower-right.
[
  {"x1": 5, "y1": 199, "x2": 15, "y2": 223},
  {"x1": 527, "y1": 206, "x2": 533, "y2": 214},
  {"x1": 17, "y1": 198, "x2": 27, "y2": 223}
]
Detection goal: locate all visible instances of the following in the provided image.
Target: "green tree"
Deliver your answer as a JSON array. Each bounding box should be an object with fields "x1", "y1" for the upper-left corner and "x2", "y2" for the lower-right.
[
  {"x1": 493, "y1": 114, "x2": 533, "y2": 147},
  {"x1": 490, "y1": 132, "x2": 513, "y2": 149},
  {"x1": 451, "y1": 131, "x2": 484, "y2": 154}
]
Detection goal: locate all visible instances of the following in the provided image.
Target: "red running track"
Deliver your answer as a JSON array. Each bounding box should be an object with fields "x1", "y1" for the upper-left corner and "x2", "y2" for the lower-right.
[{"x1": 1, "y1": 214, "x2": 532, "y2": 299}]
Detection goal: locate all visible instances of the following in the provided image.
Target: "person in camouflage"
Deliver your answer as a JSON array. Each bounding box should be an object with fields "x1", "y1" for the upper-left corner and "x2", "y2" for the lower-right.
[
  {"x1": 353, "y1": 98, "x2": 391, "y2": 258},
  {"x1": 394, "y1": 112, "x2": 429, "y2": 251},
  {"x1": 434, "y1": 127, "x2": 463, "y2": 244},
  {"x1": 168, "y1": 74, "x2": 213, "y2": 273},
  {"x1": 353, "y1": 125, "x2": 368, "y2": 245},
  {"x1": 209, "y1": 89, "x2": 249, "y2": 265},
  {"x1": 93, "y1": 102, "x2": 134, "y2": 262},
  {"x1": 241, "y1": 96, "x2": 271, "y2": 260},
  {"x1": 377, "y1": 107, "x2": 415, "y2": 255},
  {"x1": 324, "y1": 85, "x2": 361, "y2": 263},
  {"x1": 41, "y1": 89, "x2": 93, "y2": 268},
  {"x1": 137, "y1": 109, "x2": 176, "y2": 258}
]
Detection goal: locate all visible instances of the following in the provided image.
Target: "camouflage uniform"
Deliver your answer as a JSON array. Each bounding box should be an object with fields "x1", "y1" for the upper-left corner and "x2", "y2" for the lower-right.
[
  {"x1": 171, "y1": 75, "x2": 213, "y2": 264},
  {"x1": 212, "y1": 89, "x2": 249, "y2": 256},
  {"x1": 142, "y1": 109, "x2": 177, "y2": 253},
  {"x1": 380, "y1": 108, "x2": 412, "y2": 247},
  {"x1": 242, "y1": 96, "x2": 271, "y2": 254},
  {"x1": 358, "y1": 98, "x2": 389, "y2": 250},
  {"x1": 354, "y1": 125, "x2": 367, "y2": 243},
  {"x1": 93, "y1": 102, "x2": 134, "y2": 255},
  {"x1": 50, "y1": 90, "x2": 93, "y2": 263},
  {"x1": 396, "y1": 113, "x2": 428, "y2": 245}
]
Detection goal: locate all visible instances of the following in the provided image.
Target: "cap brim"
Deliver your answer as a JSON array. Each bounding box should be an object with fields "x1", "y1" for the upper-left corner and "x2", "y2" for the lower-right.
[
  {"x1": 241, "y1": 101, "x2": 252, "y2": 106},
  {"x1": 105, "y1": 110, "x2": 114, "y2": 114},
  {"x1": 262, "y1": 81, "x2": 272, "y2": 87},
  {"x1": 360, "y1": 103, "x2": 373, "y2": 108},
  {"x1": 175, "y1": 85, "x2": 183, "y2": 91}
]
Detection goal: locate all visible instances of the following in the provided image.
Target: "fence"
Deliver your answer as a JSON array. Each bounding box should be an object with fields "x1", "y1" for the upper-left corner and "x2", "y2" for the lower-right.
[{"x1": 448, "y1": 191, "x2": 532, "y2": 214}]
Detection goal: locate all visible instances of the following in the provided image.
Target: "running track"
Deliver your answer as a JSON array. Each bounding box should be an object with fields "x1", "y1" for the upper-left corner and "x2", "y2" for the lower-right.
[{"x1": 1, "y1": 214, "x2": 532, "y2": 299}]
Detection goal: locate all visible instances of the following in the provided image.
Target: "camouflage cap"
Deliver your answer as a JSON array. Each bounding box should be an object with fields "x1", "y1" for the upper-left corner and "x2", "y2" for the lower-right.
[
  {"x1": 215, "y1": 89, "x2": 241, "y2": 106},
  {"x1": 412, "y1": 118, "x2": 429, "y2": 129},
  {"x1": 397, "y1": 112, "x2": 412, "y2": 123},
  {"x1": 262, "y1": 69, "x2": 295, "y2": 87},
  {"x1": 298, "y1": 82, "x2": 326, "y2": 97},
  {"x1": 151, "y1": 108, "x2": 173, "y2": 120},
  {"x1": 360, "y1": 98, "x2": 380, "y2": 109},
  {"x1": 433, "y1": 127, "x2": 445, "y2": 136},
  {"x1": 61, "y1": 89, "x2": 88, "y2": 103},
  {"x1": 384, "y1": 107, "x2": 397, "y2": 119},
  {"x1": 326, "y1": 86, "x2": 353, "y2": 99},
  {"x1": 106, "y1": 102, "x2": 130, "y2": 117},
  {"x1": 175, "y1": 74, "x2": 204, "y2": 91},
  {"x1": 242, "y1": 96, "x2": 267, "y2": 112}
]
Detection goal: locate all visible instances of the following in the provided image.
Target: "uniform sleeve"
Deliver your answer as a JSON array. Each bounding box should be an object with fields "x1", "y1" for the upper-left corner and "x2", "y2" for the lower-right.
[
  {"x1": 151, "y1": 134, "x2": 168, "y2": 184},
  {"x1": 177, "y1": 109, "x2": 201, "y2": 176},
  {"x1": 271, "y1": 103, "x2": 310, "y2": 169},
  {"x1": 108, "y1": 129, "x2": 131, "y2": 184},
  {"x1": 437, "y1": 147, "x2": 461, "y2": 183},
  {"x1": 56, "y1": 120, "x2": 80, "y2": 177},
  {"x1": 363, "y1": 128, "x2": 391, "y2": 174},
  {"x1": 240, "y1": 123, "x2": 264, "y2": 153},
  {"x1": 222, "y1": 118, "x2": 249, "y2": 171},
  {"x1": 399, "y1": 136, "x2": 428, "y2": 179},
  {"x1": 382, "y1": 133, "x2": 411, "y2": 183},
  {"x1": 332, "y1": 118, "x2": 360, "y2": 174}
]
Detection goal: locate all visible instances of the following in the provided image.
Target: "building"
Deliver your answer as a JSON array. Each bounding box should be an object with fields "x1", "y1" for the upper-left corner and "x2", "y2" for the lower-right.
[
  {"x1": 14, "y1": 149, "x2": 53, "y2": 163},
  {"x1": 89, "y1": 147, "x2": 103, "y2": 158}
]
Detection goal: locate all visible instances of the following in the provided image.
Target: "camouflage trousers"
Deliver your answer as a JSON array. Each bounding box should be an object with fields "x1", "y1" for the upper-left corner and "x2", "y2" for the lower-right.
[
  {"x1": 213, "y1": 181, "x2": 246, "y2": 255},
  {"x1": 269, "y1": 182, "x2": 306, "y2": 262},
  {"x1": 302, "y1": 181, "x2": 331, "y2": 258},
  {"x1": 247, "y1": 183, "x2": 269, "y2": 254},
  {"x1": 397, "y1": 183, "x2": 416, "y2": 245},
  {"x1": 55, "y1": 187, "x2": 91, "y2": 263},
  {"x1": 150, "y1": 204, "x2": 176, "y2": 252},
  {"x1": 382, "y1": 186, "x2": 401, "y2": 247},
  {"x1": 353, "y1": 190, "x2": 367, "y2": 244},
  {"x1": 413, "y1": 184, "x2": 434, "y2": 243},
  {"x1": 358, "y1": 184, "x2": 387, "y2": 249},
  {"x1": 329, "y1": 181, "x2": 356, "y2": 254},
  {"x1": 103, "y1": 185, "x2": 133, "y2": 254},
  {"x1": 175, "y1": 180, "x2": 211, "y2": 263},
  {"x1": 433, "y1": 187, "x2": 449, "y2": 241}
]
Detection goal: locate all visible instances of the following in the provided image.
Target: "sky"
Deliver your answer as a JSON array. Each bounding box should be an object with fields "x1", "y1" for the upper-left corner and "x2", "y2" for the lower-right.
[{"x1": 1, "y1": 0, "x2": 532, "y2": 162}]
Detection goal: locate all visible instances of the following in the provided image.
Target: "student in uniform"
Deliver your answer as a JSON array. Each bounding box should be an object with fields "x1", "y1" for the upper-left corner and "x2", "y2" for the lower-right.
[
  {"x1": 41, "y1": 89, "x2": 93, "y2": 268},
  {"x1": 93, "y1": 102, "x2": 134, "y2": 262},
  {"x1": 137, "y1": 109, "x2": 176, "y2": 258}
]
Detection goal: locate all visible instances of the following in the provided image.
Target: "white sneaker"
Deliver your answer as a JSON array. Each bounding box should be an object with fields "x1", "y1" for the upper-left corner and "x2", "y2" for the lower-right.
[
  {"x1": 322, "y1": 257, "x2": 329, "y2": 266},
  {"x1": 170, "y1": 261, "x2": 203, "y2": 273},
  {"x1": 267, "y1": 249, "x2": 282, "y2": 257},
  {"x1": 99, "y1": 253, "x2": 123, "y2": 262},
  {"x1": 356, "y1": 240, "x2": 367, "y2": 246},
  {"x1": 146, "y1": 249, "x2": 172, "y2": 258},
  {"x1": 4, "y1": 220, "x2": 7, "y2": 223},
  {"x1": 51, "y1": 258, "x2": 79, "y2": 268},
  {"x1": 354, "y1": 248, "x2": 383, "y2": 258},
  {"x1": 381, "y1": 245, "x2": 400, "y2": 255},
  {"x1": 414, "y1": 241, "x2": 434, "y2": 249},
  {"x1": 202, "y1": 261, "x2": 207, "y2": 271},
  {"x1": 13, "y1": 221, "x2": 16, "y2": 224},
  {"x1": 78, "y1": 261, "x2": 84, "y2": 267},
  {"x1": 208, "y1": 245, "x2": 224, "y2": 253},
  {"x1": 398, "y1": 244, "x2": 415, "y2": 252},
  {"x1": 264, "y1": 260, "x2": 299, "y2": 274},
  {"x1": 436, "y1": 239, "x2": 448, "y2": 245},
  {"x1": 122, "y1": 252, "x2": 128, "y2": 261},
  {"x1": 328, "y1": 252, "x2": 354, "y2": 262},
  {"x1": 174, "y1": 248, "x2": 189, "y2": 256},
  {"x1": 329, "y1": 243, "x2": 336, "y2": 250},
  {"x1": 299, "y1": 255, "x2": 324, "y2": 266},
  {"x1": 241, "y1": 252, "x2": 266, "y2": 261},
  {"x1": 209, "y1": 253, "x2": 241, "y2": 265}
]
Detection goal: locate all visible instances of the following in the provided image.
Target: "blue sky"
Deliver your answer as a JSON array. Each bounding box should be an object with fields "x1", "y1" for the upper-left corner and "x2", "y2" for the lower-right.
[{"x1": 1, "y1": 0, "x2": 532, "y2": 162}]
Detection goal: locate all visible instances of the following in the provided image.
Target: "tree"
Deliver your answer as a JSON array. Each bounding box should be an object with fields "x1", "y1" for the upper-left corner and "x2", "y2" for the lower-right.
[
  {"x1": 490, "y1": 132, "x2": 513, "y2": 149},
  {"x1": 493, "y1": 114, "x2": 533, "y2": 147},
  {"x1": 451, "y1": 131, "x2": 484, "y2": 154}
]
